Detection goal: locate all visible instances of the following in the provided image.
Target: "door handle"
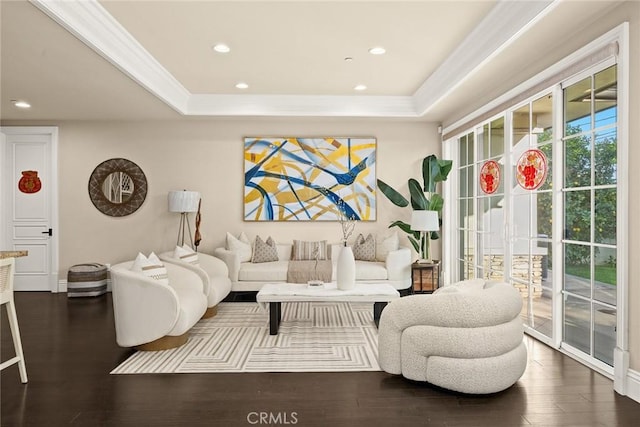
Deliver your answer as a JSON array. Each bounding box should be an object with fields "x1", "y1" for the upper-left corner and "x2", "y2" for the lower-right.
[{"x1": 42, "y1": 228, "x2": 53, "y2": 237}]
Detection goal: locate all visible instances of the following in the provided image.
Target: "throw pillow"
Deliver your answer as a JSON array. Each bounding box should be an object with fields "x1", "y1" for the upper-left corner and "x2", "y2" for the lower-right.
[
  {"x1": 251, "y1": 235, "x2": 279, "y2": 263},
  {"x1": 376, "y1": 231, "x2": 399, "y2": 262},
  {"x1": 353, "y1": 233, "x2": 376, "y2": 261},
  {"x1": 131, "y1": 252, "x2": 169, "y2": 285},
  {"x1": 226, "y1": 232, "x2": 252, "y2": 263},
  {"x1": 174, "y1": 244, "x2": 199, "y2": 265},
  {"x1": 291, "y1": 240, "x2": 328, "y2": 261}
]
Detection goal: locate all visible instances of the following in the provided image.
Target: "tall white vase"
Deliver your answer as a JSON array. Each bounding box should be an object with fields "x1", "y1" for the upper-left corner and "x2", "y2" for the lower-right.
[{"x1": 337, "y1": 245, "x2": 356, "y2": 290}]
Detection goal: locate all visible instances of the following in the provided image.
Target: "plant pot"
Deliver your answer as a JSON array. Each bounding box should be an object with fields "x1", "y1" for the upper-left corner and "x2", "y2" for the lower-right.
[{"x1": 337, "y1": 245, "x2": 356, "y2": 290}]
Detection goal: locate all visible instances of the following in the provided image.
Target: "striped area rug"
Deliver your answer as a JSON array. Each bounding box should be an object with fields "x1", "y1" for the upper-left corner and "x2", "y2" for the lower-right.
[{"x1": 110, "y1": 301, "x2": 381, "y2": 374}]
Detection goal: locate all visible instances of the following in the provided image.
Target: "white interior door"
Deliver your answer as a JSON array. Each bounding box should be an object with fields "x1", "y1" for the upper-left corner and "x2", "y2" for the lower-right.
[{"x1": 1, "y1": 127, "x2": 58, "y2": 291}]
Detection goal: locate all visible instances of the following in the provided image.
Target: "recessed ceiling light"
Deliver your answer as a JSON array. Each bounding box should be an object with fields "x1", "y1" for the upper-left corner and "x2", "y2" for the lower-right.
[
  {"x1": 213, "y1": 43, "x2": 230, "y2": 53},
  {"x1": 11, "y1": 100, "x2": 31, "y2": 109},
  {"x1": 235, "y1": 82, "x2": 249, "y2": 89},
  {"x1": 344, "y1": 57, "x2": 353, "y2": 62},
  {"x1": 354, "y1": 84, "x2": 367, "y2": 91},
  {"x1": 368, "y1": 47, "x2": 386, "y2": 55}
]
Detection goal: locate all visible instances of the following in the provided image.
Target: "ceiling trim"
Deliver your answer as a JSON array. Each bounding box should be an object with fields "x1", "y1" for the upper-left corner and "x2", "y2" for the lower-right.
[
  {"x1": 188, "y1": 94, "x2": 417, "y2": 117},
  {"x1": 30, "y1": 0, "x2": 191, "y2": 113},
  {"x1": 413, "y1": 0, "x2": 558, "y2": 116},
  {"x1": 29, "y1": 0, "x2": 559, "y2": 119}
]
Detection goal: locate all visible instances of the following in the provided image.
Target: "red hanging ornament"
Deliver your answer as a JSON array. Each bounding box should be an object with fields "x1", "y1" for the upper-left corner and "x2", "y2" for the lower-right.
[
  {"x1": 516, "y1": 149, "x2": 547, "y2": 190},
  {"x1": 480, "y1": 160, "x2": 500, "y2": 194},
  {"x1": 18, "y1": 170, "x2": 42, "y2": 194}
]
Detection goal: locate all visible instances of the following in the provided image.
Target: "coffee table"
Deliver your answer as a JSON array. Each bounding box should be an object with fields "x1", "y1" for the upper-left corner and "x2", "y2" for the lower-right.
[{"x1": 256, "y1": 282, "x2": 400, "y2": 335}]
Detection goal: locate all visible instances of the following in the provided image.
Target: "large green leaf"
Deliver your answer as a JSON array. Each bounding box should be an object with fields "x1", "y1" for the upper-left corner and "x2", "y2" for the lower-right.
[
  {"x1": 389, "y1": 220, "x2": 412, "y2": 233},
  {"x1": 377, "y1": 179, "x2": 408, "y2": 207},
  {"x1": 428, "y1": 194, "x2": 444, "y2": 212},
  {"x1": 408, "y1": 179, "x2": 427, "y2": 210},
  {"x1": 423, "y1": 155, "x2": 453, "y2": 193},
  {"x1": 423, "y1": 155, "x2": 438, "y2": 193},
  {"x1": 407, "y1": 236, "x2": 420, "y2": 253},
  {"x1": 389, "y1": 221, "x2": 421, "y2": 239},
  {"x1": 438, "y1": 159, "x2": 453, "y2": 182}
]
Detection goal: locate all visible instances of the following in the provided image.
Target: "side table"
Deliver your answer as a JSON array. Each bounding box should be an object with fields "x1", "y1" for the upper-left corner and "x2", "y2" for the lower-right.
[{"x1": 411, "y1": 260, "x2": 440, "y2": 293}]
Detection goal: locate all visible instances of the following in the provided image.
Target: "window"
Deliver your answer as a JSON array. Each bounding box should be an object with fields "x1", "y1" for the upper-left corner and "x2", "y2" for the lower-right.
[
  {"x1": 562, "y1": 65, "x2": 617, "y2": 366},
  {"x1": 449, "y1": 61, "x2": 620, "y2": 373}
]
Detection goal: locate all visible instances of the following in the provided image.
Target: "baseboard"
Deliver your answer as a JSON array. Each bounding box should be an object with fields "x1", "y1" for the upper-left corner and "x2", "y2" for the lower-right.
[
  {"x1": 57, "y1": 279, "x2": 112, "y2": 293},
  {"x1": 625, "y1": 369, "x2": 640, "y2": 403}
]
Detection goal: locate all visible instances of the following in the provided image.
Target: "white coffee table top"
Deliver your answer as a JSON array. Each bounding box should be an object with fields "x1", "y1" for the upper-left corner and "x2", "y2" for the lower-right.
[{"x1": 256, "y1": 282, "x2": 400, "y2": 304}]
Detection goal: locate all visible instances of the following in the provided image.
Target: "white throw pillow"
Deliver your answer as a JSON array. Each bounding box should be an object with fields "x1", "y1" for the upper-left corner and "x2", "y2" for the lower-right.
[
  {"x1": 131, "y1": 252, "x2": 169, "y2": 285},
  {"x1": 226, "y1": 232, "x2": 252, "y2": 262},
  {"x1": 376, "y1": 231, "x2": 399, "y2": 262},
  {"x1": 174, "y1": 244, "x2": 199, "y2": 265}
]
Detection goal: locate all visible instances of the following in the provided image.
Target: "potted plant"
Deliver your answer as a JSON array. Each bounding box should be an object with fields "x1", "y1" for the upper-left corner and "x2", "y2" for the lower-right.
[{"x1": 377, "y1": 154, "x2": 453, "y2": 258}]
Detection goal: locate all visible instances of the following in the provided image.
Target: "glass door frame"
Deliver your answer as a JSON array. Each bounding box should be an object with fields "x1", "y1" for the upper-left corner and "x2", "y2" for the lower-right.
[{"x1": 442, "y1": 24, "x2": 629, "y2": 389}]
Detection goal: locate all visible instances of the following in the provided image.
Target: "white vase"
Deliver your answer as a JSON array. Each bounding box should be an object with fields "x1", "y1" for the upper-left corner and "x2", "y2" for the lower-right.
[{"x1": 337, "y1": 245, "x2": 356, "y2": 290}]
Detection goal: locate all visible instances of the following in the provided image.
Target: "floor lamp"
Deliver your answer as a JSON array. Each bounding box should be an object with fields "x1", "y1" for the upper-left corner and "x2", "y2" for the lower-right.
[
  {"x1": 410, "y1": 210, "x2": 439, "y2": 263},
  {"x1": 168, "y1": 190, "x2": 200, "y2": 249}
]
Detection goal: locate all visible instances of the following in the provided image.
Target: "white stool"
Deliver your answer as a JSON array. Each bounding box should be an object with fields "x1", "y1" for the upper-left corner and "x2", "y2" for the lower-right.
[{"x1": 0, "y1": 257, "x2": 28, "y2": 383}]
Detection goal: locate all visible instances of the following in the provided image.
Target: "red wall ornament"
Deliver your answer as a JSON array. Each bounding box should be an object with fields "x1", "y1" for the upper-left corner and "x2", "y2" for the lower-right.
[
  {"x1": 480, "y1": 160, "x2": 500, "y2": 194},
  {"x1": 516, "y1": 149, "x2": 547, "y2": 190},
  {"x1": 18, "y1": 170, "x2": 42, "y2": 194}
]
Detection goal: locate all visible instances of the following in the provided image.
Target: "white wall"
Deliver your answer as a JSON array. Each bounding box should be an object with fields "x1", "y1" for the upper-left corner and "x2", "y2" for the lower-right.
[{"x1": 53, "y1": 118, "x2": 438, "y2": 274}]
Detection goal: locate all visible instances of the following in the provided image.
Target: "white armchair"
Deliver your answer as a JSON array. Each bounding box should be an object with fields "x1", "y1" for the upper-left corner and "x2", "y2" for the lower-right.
[
  {"x1": 160, "y1": 251, "x2": 232, "y2": 317},
  {"x1": 378, "y1": 279, "x2": 527, "y2": 394},
  {"x1": 110, "y1": 261, "x2": 207, "y2": 350}
]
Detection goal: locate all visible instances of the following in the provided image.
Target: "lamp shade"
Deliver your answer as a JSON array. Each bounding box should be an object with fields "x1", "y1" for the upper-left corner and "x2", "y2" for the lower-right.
[
  {"x1": 410, "y1": 210, "x2": 439, "y2": 232},
  {"x1": 168, "y1": 190, "x2": 200, "y2": 213}
]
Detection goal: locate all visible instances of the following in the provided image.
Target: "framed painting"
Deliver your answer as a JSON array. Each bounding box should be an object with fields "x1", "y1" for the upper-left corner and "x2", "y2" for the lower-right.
[{"x1": 244, "y1": 137, "x2": 376, "y2": 221}]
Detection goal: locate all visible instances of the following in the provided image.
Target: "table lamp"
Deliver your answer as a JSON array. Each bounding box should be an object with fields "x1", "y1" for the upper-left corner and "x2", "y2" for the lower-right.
[{"x1": 410, "y1": 210, "x2": 439, "y2": 263}]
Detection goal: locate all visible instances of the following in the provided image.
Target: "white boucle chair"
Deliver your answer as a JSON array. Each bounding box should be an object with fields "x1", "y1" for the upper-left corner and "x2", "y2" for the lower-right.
[
  {"x1": 160, "y1": 251, "x2": 232, "y2": 318},
  {"x1": 110, "y1": 261, "x2": 207, "y2": 350},
  {"x1": 378, "y1": 279, "x2": 527, "y2": 394}
]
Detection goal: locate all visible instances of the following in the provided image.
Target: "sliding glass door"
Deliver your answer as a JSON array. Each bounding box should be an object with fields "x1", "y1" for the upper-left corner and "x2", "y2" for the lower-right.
[
  {"x1": 450, "y1": 61, "x2": 619, "y2": 372},
  {"x1": 562, "y1": 65, "x2": 617, "y2": 366},
  {"x1": 510, "y1": 94, "x2": 554, "y2": 339}
]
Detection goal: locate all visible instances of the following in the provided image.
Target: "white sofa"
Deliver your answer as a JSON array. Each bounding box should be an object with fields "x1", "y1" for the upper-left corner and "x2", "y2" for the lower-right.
[
  {"x1": 214, "y1": 242, "x2": 412, "y2": 292},
  {"x1": 378, "y1": 279, "x2": 527, "y2": 394},
  {"x1": 160, "y1": 251, "x2": 232, "y2": 317},
  {"x1": 110, "y1": 261, "x2": 207, "y2": 350}
]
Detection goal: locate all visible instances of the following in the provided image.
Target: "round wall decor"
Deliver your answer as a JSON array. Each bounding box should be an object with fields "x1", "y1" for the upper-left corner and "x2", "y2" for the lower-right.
[
  {"x1": 516, "y1": 149, "x2": 547, "y2": 190},
  {"x1": 88, "y1": 158, "x2": 147, "y2": 217},
  {"x1": 480, "y1": 160, "x2": 500, "y2": 194}
]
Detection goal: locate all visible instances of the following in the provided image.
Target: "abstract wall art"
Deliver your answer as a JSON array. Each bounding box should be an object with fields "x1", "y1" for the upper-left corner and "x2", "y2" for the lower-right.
[{"x1": 244, "y1": 137, "x2": 376, "y2": 221}]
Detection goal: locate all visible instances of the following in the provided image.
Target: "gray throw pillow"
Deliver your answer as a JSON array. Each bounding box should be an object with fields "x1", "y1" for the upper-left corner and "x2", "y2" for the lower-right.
[
  {"x1": 251, "y1": 236, "x2": 279, "y2": 263},
  {"x1": 291, "y1": 240, "x2": 327, "y2": 261},
  {"x1": 353, "y1": 233, "x2": 376, "y2": 261}
]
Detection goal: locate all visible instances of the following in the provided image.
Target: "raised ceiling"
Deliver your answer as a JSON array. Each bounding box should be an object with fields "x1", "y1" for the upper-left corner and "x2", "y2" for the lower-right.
[{"x1": 0, "y1": 0, "x2": 624, "y2": 122}]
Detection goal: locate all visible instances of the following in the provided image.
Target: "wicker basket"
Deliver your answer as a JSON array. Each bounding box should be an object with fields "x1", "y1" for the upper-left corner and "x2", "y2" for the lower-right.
[{"x1": 67, "y1": 263, "x2": 107, "y2": 297}]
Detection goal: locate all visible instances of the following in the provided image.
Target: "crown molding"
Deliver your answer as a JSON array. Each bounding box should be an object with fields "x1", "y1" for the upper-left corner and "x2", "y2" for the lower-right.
[
  {"x1": 30, "y1": 0, "x2": 558, "y2": 118},
  {"x1": 188, "y1": 94, "x2": 417, "y2": 117},
  {"x1": 30, "y1": 0, "x2": 191, "y2": 114},
  {"x1": 413, "y1": 0, "x2": 558, "y2": 116}
]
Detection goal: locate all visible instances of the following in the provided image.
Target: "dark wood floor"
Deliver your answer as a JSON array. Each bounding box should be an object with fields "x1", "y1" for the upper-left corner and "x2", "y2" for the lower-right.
[{"x1": 2, "y1": 293, "x2": 640, "y2": 426}]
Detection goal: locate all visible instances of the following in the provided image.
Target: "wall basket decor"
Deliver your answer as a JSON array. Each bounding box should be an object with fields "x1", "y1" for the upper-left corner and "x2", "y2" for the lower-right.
[
  {"x1": 88, "y1": 158, "x2": 147, "y2": 217},
  {"x1": 244, "y1": 137, "x2": 376, "y2": 221}
]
